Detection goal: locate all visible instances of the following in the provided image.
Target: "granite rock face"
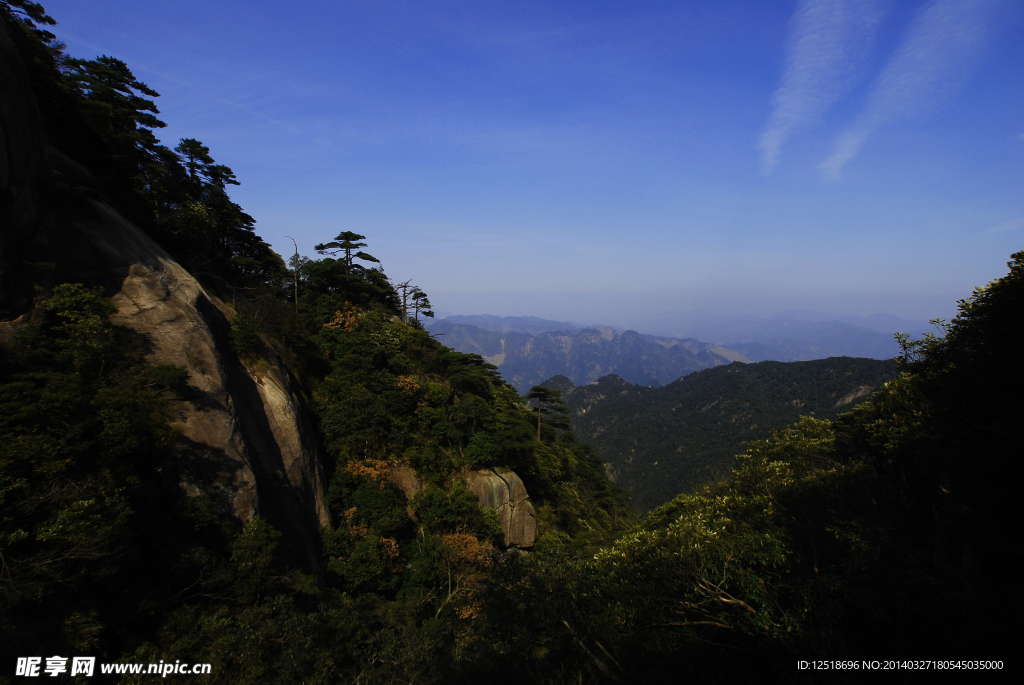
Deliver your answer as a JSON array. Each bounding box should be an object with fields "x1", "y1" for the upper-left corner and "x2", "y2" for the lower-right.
[
  {"x1": 465, "y1": 469, "x2": 537, "y2": 548},
  {"x1": 0, "y1": 20, "x2": 329, "y2": 571},
  {"x1": 389, "y1": 465, "x2": 423, "y2": 500}
]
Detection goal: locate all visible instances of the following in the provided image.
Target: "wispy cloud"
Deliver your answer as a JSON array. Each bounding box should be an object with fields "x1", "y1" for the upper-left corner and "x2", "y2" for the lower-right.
[
  {"x1": 822, "y1": 0, "x2": 1004, "y2": 178},
  {"x1": 987, "y1": 218, "x2": 1024, "y2": 234},
  {"x1": 760, "y1": 0, "x2": 886, "y2": 174}
]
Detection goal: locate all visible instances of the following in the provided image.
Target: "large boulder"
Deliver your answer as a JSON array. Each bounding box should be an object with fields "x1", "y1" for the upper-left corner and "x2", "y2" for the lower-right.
[{"x1": 465, "y1": 469, "x2": 537, "y2": 548}]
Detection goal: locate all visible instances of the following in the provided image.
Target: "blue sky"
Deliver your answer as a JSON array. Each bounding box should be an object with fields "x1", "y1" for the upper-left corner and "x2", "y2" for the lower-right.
[{"x1": 42, "y1": 0, "x2": 1024, "y2": 329}]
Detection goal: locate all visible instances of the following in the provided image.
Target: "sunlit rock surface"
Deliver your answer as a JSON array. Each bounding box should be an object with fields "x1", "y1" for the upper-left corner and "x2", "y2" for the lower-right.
[{"x1": 465, "y1": 469, "x2": 537, "y2": 548}]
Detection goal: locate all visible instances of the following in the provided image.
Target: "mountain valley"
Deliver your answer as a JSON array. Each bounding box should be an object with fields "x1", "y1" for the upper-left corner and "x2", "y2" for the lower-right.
[{"x1": 542, "y1": 357, "x2": 897, "y2": 511}]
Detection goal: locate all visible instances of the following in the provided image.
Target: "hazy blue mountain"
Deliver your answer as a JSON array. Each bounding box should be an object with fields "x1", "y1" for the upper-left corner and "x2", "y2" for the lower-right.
[
  {"x1": 430, "y1": 315, "x2": 584, "y2": 335},
  {"x1": 428, "y1": 321, "x2": 750, "y2": 392},
  {"x1": 724, "y1": 320, "x2": 899, "y2": 362},
  {"x1": 642, "y1": 313, "x2": 931, "y2": 362},
  {"x1": 544, "y1": 357, "x2": 897, "y2": 511},
  {"x1": 825, "y1": 312, "x2": 930, "y2": 335},
  {"x1": 434, "y1": 311, "x2": 932, "y2": 365}
]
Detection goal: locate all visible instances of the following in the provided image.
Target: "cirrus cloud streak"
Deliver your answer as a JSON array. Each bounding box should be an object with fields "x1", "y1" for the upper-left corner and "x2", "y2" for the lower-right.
[
  {"x1": 822, "y1": 0, "x2": 1005, "y2": 179},
  {"x1": 760, "y1": 0, "x2": 886, "y2": 174}
]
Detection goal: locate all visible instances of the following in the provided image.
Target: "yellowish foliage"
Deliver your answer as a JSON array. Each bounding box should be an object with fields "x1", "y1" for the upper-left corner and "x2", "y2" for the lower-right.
[
  {"x1": 380, "y1": 537, "x2": 400, "y2": 559},
  {"x1": 322, "y1": 303, "x2": 361, "y2": 332},
  {"x1": 397, "y1": 375, "x2": 421, "y2": 395},
  {"x1": 442, "y1": 533, "x2": 494, "y2": 568},
  {"x1": 457, "y1": 603, "x2": 482, "y2": 620},
  {"x1": 345, "y1": 459, "x2": 392, "y2": 488}
]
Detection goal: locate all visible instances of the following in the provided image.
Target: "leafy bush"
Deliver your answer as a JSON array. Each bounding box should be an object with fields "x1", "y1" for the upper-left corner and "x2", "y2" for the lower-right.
[
  {"x1": 411, "y1": 486, "x2": 491, "y2": 536},
  {"x1": 229, "y1": 312, "x2": 264, "y2": 365}
]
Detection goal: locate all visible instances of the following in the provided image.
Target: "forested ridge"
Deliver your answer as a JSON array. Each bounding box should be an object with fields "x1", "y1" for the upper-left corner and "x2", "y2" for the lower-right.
[
  {"x1": 543, "y1": 357, "x2": 897, "y2": 511},
  {"x1": 2, "y1": 3, "x2": 1022, "y2": 682}
]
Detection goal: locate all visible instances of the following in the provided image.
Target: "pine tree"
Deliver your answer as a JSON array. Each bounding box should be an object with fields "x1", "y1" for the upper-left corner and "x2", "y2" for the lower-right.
[
  {"x1": 66, "y1": 55, "x2": 166, "y2": 187},
  {"x1": 525, "y1": 385, "x2": 570, "y2": 442},
  {"x1": 315, "y1": 232, "x2": 381, "y2": 275},
  {"x1": 410, "y1": 288, "x2": 433, "y2": 322}
]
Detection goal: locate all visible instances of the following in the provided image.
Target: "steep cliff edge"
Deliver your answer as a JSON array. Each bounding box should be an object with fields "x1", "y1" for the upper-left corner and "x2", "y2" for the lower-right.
[{"x1": 0, "y1": 21, "x2": 328, "y2": 570}]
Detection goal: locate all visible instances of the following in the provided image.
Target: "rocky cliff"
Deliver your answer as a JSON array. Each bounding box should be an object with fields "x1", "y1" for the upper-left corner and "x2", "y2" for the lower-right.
[{"x1": 0, "y1": 21, "x2": 328, "y2": 571}]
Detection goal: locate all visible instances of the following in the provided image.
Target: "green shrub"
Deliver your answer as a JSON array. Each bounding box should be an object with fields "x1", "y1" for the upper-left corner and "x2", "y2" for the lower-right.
[
  {"x1": 412, "y1": 486, "x2": 489, "y2": 536},
  {"x1": 229, "y1": 313, "x2": 263, "y2": 364}
]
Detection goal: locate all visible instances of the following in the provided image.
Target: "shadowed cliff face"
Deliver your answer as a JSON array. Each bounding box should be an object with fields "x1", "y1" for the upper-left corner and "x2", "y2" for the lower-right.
[
  {"x1": 0, "y1": 21, "x2": 328, "y2": 571},
  {"x1": 0, "y1": 17, "x2": 46, "y2": 317}
]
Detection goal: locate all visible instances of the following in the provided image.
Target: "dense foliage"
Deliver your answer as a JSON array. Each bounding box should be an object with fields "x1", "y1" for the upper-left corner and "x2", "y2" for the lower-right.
[
  {"x1": 546, "y1": 357, "x2": 896, "y2": 510},
  {"x1": 0, "y1": 284, "x2": 261, "y2": 671},
  {"x1": 308, "y1": 296, "x2": 627, "y2": 601}
]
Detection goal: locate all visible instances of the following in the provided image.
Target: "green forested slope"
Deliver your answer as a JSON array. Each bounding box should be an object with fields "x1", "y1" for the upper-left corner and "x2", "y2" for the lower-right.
[{"x1": 544, "y1": 356, "x2": 896, "y2": 510}]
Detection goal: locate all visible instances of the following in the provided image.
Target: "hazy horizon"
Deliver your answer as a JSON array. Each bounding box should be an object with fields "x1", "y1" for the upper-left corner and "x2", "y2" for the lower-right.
[
  {"x1": 430, "y1": 307, "x2": 933, "y2": 339},
  {"x1": 429, "y1": 292, "x2": 952, "y2": 332},
  {"x1": 44, "y1": 0, "x2": 1023, "y2": 324}
]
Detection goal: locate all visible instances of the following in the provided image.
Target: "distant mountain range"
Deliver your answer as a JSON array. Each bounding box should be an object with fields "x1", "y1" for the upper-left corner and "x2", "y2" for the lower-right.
[
  {"x1": 542, "y1": 357, "x2": 897, "y2": 512},
  {"x1": 425, "y1": 319, "x2": 748, "y2": 393},
  {"x1": 722, "y1": 320, "x2": 901, "y2": 362},
  {"x1": 431, "y1": 312, "x2": 932, "y2": 369},
  {"x1": 643, "y1": 311, "x2": 933, "y2": 362}
]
